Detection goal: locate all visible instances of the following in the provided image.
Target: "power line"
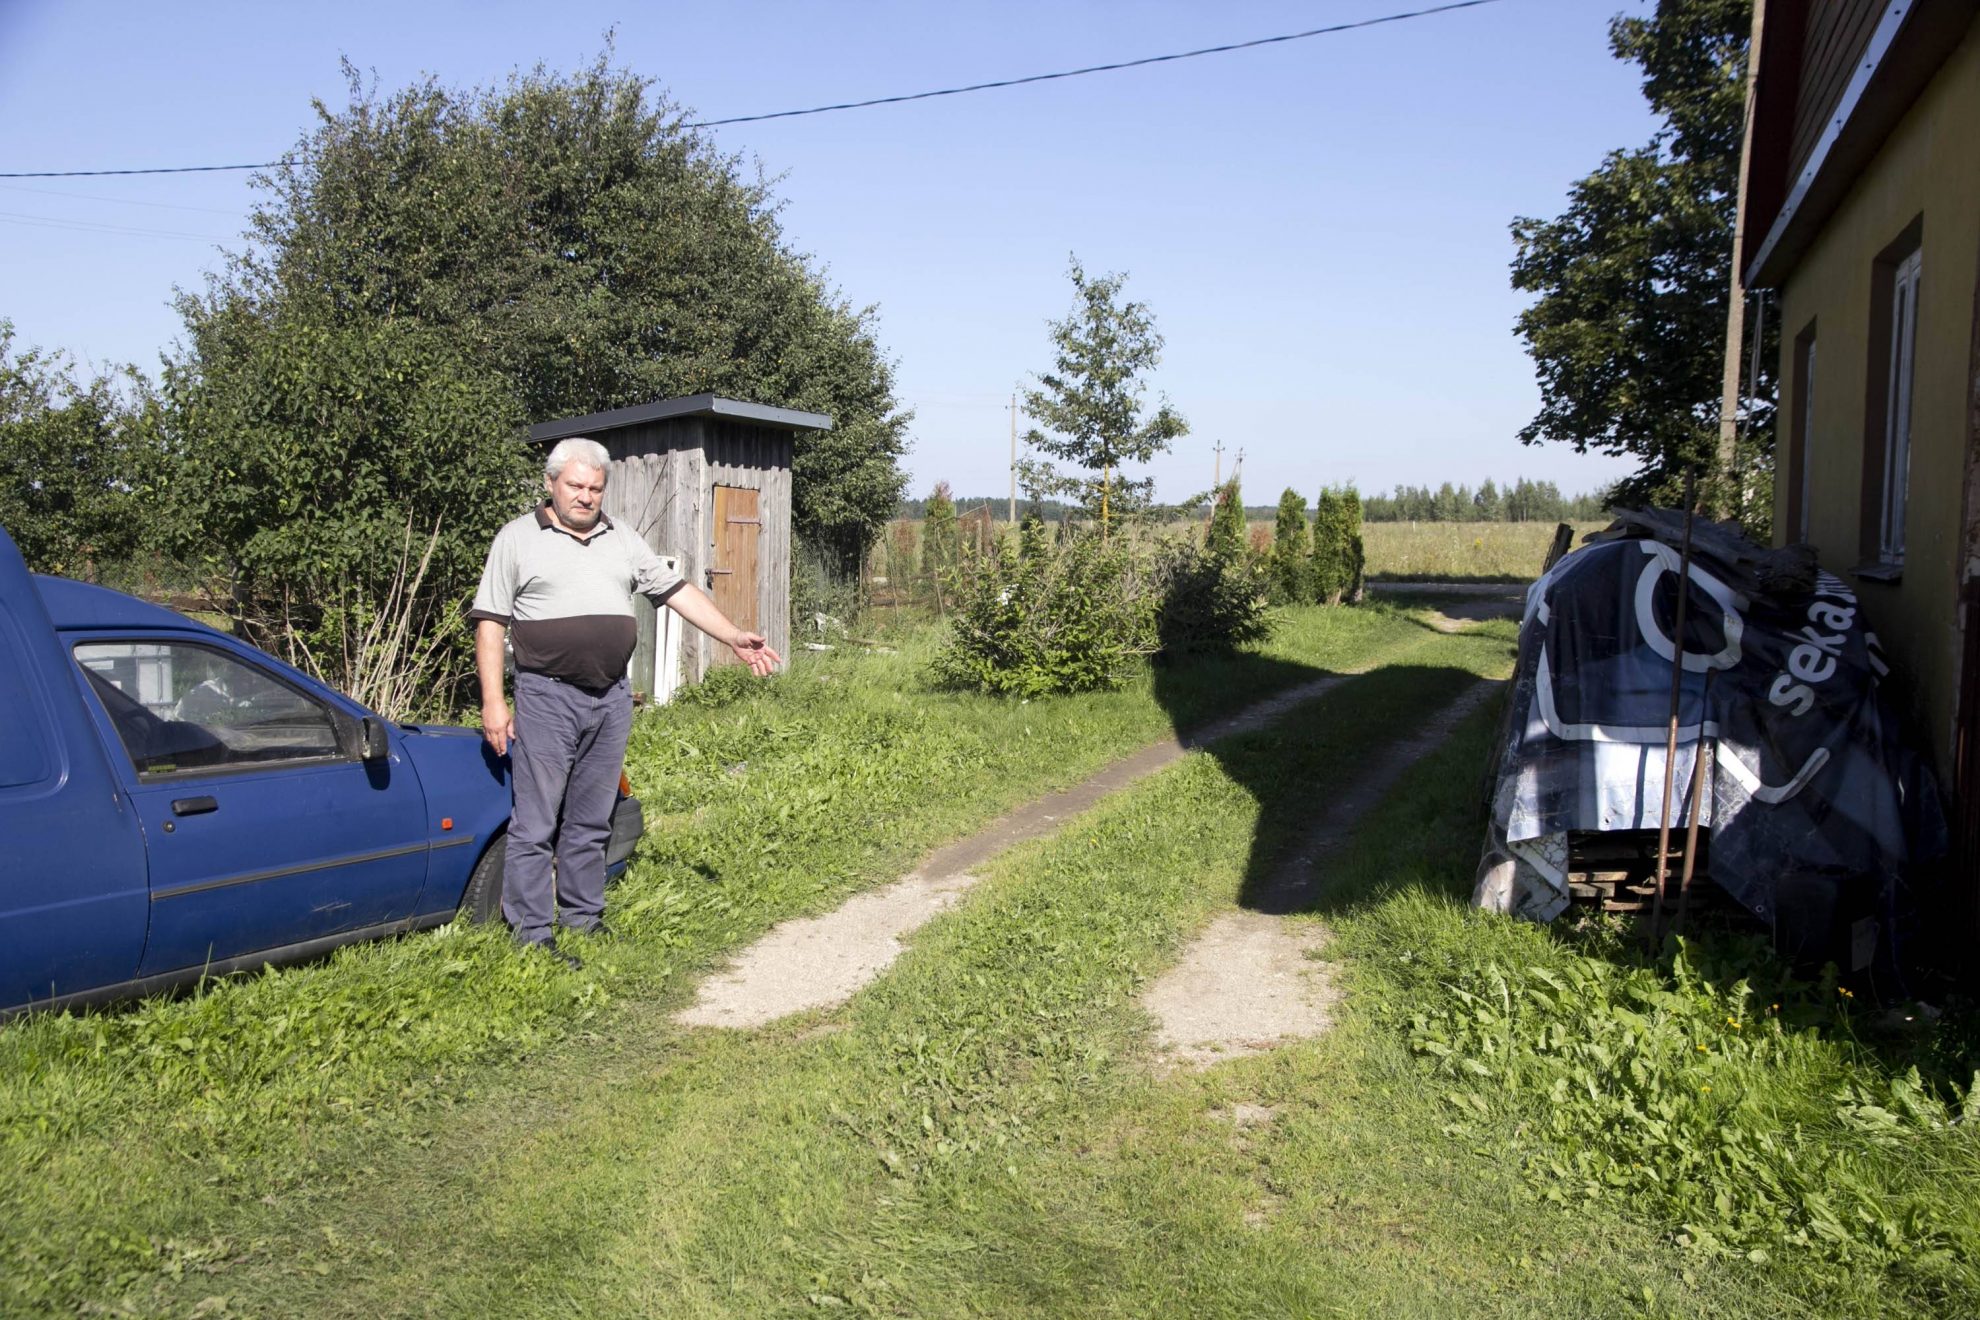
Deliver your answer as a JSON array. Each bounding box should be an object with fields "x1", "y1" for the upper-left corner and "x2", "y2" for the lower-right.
[
  {"x1": 0, "y1": 181, "x2": 248, "y2": 214},
  {"x1": 690, "y1": 0, "x2": 1503, "y2": 126},
  {"x1": 0, "y1": 209, "x2": 229, "y2": 242},
  {"x1": 0, "y1": 1, "x2": 1504, "y2": 179}
]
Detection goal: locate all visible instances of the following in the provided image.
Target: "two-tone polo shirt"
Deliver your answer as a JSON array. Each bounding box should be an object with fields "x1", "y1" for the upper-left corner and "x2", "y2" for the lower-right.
[{"x1": 468, "y1": 505, "x2": 685, "y2": 691}]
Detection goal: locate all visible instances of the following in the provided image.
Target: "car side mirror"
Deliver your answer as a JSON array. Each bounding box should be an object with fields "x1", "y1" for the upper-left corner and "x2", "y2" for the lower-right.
[{"x1": 360, "y1": 716, "x2": 391, "y2": 761}]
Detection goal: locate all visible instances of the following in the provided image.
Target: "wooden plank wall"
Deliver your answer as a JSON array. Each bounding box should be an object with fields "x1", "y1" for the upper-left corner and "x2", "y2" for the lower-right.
[
  {"x1": 1791, "y1": 0, "x2": 1886, "y2": 182},
  {"x1": 597, "y1": 416, "x2": 792, "y2": 689},
  {"x1": 601, "y1": 420, "x2": 703, "y2": 695}
]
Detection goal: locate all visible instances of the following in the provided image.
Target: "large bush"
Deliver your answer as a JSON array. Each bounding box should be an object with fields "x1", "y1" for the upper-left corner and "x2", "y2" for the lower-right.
[
  {"x1": 1150, "y1": 539, "x2": 1273, "y2": 658},
  {"x1": 932, "y1": 531, "x2": 1270, "y2": 695},
  {"x1": 1267, "y1": 487, "x2": 1312, "y2": 604},
  {"x1": 931, "y1": 531, "x2": 1152, "y2": 697}
]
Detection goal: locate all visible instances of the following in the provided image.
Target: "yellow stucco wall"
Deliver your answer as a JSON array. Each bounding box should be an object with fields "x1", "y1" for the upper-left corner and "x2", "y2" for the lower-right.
[{"x1": 1773, "y1": 14, "x2": 1980, "y2": 782}]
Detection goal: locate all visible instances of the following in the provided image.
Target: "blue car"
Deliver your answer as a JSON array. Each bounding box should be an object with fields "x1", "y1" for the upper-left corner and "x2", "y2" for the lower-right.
[{"x1": 0, "y1": 526, "x2": 640, "y2": 1016}]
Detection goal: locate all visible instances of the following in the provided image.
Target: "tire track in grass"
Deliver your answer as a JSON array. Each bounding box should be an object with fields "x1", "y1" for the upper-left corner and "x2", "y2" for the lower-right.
[
  {"x1": 676, "y1": 612, "x2": 1515, "y2": 1032},
  {"x1": 1141, "y1": 678, "x2": 1500, "y2": 1070}
]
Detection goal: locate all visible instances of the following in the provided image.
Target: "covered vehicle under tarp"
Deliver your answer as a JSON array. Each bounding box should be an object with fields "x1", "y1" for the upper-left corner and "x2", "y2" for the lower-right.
[{"x1": 1475, "y1": 511, "x2": 1946, "y2": 977}]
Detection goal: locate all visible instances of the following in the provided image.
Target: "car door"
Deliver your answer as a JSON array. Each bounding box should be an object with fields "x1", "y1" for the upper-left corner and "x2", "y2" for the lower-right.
[
  {"x1": 71, "y1": 636, "x2": 430, "y2": 977},
  {"x1": 0, "y1": 541, "x2": 148, "y2": 1012}
]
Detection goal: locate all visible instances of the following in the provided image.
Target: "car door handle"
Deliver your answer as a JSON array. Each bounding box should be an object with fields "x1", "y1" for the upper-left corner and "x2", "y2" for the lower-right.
[{"x1": 171, "y1": 796, "x2": 219, "y2": 817}]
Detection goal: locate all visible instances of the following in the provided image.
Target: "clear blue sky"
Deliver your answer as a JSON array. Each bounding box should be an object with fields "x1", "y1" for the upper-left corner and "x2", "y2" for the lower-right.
[{"x1": 0, "y1": 0, "x2": 1660, "y2": 506}]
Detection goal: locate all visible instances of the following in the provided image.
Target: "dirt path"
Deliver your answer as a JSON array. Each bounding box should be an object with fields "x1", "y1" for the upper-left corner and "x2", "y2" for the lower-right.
[
  {"x1": 678, "y1": 621, "x2": 1513, "y2": 1035},
  {"x1": 1141, "y1": 678, "x2": 1500, "y2": 1069},
  {"x1": 674, "y1": 671, "x2": 1362, "y2": 1030}
]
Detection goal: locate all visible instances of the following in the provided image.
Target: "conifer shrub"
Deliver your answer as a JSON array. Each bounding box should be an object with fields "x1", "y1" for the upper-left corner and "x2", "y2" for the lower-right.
[
  {"x1": 1150, "y1": 539, "x2": 1274, "y2": 657},
  {"x1": 1206, "y1": 477, "x2": 1247, "y2": 560},
  {"x1": 1313, "y1": 484, "x2": 1367, "y2": 605},
  {"x1": 931, "y1": 530, "x2": 1153, "y2": 696},
  {"x1": 931, "y1": 528, "x2": 1272, "y2": 694},
  {"x1": 1268, "y1": 488, "x2": 1313, "y2": 604}
]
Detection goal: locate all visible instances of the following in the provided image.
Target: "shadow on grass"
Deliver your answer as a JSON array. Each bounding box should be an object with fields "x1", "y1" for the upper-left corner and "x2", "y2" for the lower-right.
[{"x1": 1153, "y1": 651, "x2": 1497, "y2": 915}]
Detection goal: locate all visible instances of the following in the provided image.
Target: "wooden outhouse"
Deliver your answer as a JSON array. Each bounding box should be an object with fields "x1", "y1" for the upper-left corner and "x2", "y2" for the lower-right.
[{"x1": 528, "y1": 394, "x2": 831, "y2": 700}]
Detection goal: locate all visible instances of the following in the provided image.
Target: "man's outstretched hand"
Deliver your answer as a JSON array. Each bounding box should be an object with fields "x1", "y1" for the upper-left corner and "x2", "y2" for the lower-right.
[{"x1": 729, "y1": 633, "x2": 782, "y2": 677}]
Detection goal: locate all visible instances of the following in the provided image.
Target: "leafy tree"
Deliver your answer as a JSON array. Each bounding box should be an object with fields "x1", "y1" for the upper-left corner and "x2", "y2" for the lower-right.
[
  {"x1": 0, "y1": 322, "x2": 155, "y2": 579},
  {"x1": 162, "y1": 52, "x2": 910, "y2": 672},
  {"x1": 1206, "y1": 477, "x2": 1247, "y2": 560},
  {"x1": 1267, "y1": 488, "x2": 1312, "y2": 604},
  {"x1": 1475, "y1": 477, "x2": 1504, "y2": 521},
  {"x1": 1510, "y1": 0, "x2": 1772, "y2": 513},
  {"x1": 158, "y1": 296, "x2": 536, "y2": 689},
  {"x1": 1019, "y1": 258, "x2": 1188, "y2": 536}
]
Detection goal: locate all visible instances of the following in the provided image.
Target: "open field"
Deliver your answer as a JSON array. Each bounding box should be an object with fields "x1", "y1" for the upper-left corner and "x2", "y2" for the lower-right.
[
  {"x1": 875, "y1": 517, "x2": 1610, "y2": 590},
  {"x1": 5, "y1": 602, "x2": 1974, "y2": 1317},
  {"x1": 1360, "y1": 518, "x2": 1607, "y2": 581}
]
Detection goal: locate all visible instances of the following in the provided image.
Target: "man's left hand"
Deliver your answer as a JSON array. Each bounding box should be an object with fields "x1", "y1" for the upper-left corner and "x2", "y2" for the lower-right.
[{"x1": 729, "y1": 632, "x2": 781, "y2": 676}]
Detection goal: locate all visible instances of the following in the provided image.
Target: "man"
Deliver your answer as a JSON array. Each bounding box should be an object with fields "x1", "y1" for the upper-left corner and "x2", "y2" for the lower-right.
[{"x1": 469, "y1": 436, "x2": 780, "y2": 968}]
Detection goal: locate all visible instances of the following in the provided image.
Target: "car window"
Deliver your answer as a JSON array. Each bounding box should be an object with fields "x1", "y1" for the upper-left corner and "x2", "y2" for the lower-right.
[{"x1": 74, "y1": 641, "x2": 341, "y2": 776}]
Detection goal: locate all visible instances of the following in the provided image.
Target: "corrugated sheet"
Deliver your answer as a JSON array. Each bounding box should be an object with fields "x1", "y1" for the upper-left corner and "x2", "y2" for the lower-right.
[{"x1": 1791, "y1": 0, "x2": 1886, "y2": 182}]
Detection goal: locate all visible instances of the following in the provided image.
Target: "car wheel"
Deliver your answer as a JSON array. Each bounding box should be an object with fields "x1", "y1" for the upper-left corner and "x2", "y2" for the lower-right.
[{"x1": 458, "y1": 836, "x2": 506, "y2": 925}]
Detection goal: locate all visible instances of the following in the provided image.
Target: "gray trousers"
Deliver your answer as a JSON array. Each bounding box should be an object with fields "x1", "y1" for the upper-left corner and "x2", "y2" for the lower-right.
[{"x1": 503, "y1": 670, "x2": 633, "y2": 944}]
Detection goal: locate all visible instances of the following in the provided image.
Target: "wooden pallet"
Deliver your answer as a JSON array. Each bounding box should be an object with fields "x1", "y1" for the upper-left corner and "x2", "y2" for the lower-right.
[{"x1": 1564, "y1": 830, "x2": 1755, "y2": 927}]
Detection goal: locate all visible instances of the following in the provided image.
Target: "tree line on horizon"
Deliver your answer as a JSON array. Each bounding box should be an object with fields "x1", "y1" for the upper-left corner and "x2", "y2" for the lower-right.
[{"x1": 896, "y1": 475, "x2": 1605, "y2": 525}]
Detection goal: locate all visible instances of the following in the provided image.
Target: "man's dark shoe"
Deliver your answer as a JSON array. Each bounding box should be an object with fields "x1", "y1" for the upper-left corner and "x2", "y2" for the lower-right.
[
  {"x1": 566, "y1": 922, "x2": 614, "y2": 939},
  {"x1": 519, "y1": 938, "x2": 583, "y2": 971}
]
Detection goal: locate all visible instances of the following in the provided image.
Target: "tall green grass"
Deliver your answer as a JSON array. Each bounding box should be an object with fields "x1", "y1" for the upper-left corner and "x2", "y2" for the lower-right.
[{"x1": 0, "y1": 604, "x2": 1445, "y2": 1316}]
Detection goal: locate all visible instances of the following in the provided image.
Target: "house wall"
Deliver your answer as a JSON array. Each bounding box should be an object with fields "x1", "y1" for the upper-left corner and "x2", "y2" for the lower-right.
[{"x1": 1772, "y1": 13, "x2": 1980, "y2": 784}]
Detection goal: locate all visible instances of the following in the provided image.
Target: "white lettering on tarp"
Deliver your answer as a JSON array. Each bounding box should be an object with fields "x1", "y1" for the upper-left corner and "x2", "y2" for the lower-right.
[
  {"x1": 1633, "y1": 542, "x2": 1745, "y2": 672},
  {"x1": 1769, "y1": 580, "x2": 1858, "y2": 714},
  {"x1": 1788, "y1": 646, "x2": 1837, "y2": 684},
  {"x1": 1768, "y1": 674, "x2": 1816, "y2": 716}
]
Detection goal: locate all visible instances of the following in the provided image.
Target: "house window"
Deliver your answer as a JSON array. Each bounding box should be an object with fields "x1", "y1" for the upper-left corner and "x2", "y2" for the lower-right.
[
  {"x1": 1788, "y1": 324, "x2": 1815, "y2": 543},
  {"x1": 1878, "y1": 248, "x2": 1921, "y2": 565},
  {"x1": 1860, "y1": 220, "x2": 1923, "y2": 576}
]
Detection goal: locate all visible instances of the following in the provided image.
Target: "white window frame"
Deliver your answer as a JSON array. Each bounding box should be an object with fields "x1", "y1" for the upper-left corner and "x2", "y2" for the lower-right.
[
  {"x1": 1792, "y1": 333, "x2": 1815, "y2": 543},
  {"x1": 1879, "y1": 248, "x2": 1921, "y2": 566}
]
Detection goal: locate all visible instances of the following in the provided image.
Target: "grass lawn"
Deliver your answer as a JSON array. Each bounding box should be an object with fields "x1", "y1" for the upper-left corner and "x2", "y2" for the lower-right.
[{"x1": 4, "y1": 603, "x2": 1973, "y2": 1316}]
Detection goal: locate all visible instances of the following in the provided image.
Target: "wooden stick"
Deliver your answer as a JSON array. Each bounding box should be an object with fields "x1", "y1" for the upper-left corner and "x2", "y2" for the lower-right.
[{"x1": 1649, "y1": 471, "x2": 1699, "y2": 949}]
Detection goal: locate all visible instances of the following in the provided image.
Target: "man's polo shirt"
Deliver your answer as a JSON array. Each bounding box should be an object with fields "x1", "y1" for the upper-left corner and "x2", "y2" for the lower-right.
[{"x1": 469, "y1": 505, "x2": 685, "y2": 691}]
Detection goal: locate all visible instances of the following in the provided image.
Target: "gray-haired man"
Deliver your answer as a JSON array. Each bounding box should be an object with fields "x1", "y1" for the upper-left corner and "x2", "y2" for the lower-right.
[{"x1": 469, "y1": 437, "x2": 780, "y2": 967}]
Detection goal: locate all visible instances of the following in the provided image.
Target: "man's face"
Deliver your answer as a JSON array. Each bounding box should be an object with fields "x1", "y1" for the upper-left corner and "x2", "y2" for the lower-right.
[{"x1": 547, "y1": 462, "x2": 607, "y2": 533}]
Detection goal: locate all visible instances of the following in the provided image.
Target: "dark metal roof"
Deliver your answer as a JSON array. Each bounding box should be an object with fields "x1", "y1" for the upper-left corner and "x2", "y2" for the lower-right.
[{"x1": 529, "y1": 394, "x2": 833, "y2": 444}]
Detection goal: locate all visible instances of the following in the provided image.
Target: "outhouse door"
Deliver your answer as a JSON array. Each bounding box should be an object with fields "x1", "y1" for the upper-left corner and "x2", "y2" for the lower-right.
[{"x1": 709, "y1": 485, "x2": 761, "y2": 663}]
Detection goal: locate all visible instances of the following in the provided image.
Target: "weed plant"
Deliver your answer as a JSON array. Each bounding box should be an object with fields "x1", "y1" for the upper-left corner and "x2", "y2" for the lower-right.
[{"x1": 1363, "y1": 910, "x2": 1980, "y2": 1304}]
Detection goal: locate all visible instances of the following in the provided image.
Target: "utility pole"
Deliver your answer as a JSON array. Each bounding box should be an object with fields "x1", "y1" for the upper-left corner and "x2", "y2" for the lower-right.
[
  {"x1": 1715, "y1": 0, "x2": 1768, "y2": 521},
  {"x1": 1213, "y1": 439, "x2": 1226, "y2": 487},
  {"x1": 1008, "y1": 391, "x2": 1018, "y2": 526}
]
